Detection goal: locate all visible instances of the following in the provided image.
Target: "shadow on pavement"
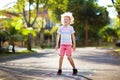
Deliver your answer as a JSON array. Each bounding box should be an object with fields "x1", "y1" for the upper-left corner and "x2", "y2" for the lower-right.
[
  {"x1": 75, "y1": 50, "x2": 120, "y2": 65},
  {"x1": 0, "y1": 52, "x2": 53, "y2": 63},
  {"x1": 0, "y1": 65, "x2": 93, "y2": 80}
]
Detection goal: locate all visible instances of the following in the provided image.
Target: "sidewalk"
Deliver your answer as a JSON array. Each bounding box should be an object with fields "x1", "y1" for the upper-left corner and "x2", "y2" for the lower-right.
[{"x1": 0, "y1": 47, "x2": 120, "y2": 80}]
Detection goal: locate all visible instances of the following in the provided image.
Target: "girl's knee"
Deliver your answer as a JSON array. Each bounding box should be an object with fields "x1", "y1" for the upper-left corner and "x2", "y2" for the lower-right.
[
  {"x1": 67, "y1": 56, "x2": 71, "y2": 60},
  {"x1": 60, "y1": 56, "x2": 64, "y2": 58}
]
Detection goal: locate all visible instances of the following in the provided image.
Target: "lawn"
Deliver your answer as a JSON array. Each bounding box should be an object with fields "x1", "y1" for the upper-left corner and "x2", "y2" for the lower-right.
[{"x1": 0, "y1": 50, "x2": 36, "y2": 59}]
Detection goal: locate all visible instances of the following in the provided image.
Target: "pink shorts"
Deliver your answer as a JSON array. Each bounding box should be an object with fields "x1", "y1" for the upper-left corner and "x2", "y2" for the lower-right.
[{"x1": 59, "y1": 44, "x2": 72, "y2": 56}]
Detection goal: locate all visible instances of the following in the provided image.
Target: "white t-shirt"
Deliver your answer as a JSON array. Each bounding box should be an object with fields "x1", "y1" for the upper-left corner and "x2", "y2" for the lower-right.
[{"x1": 57, "y1": 25, "x2": 75, "y2": 45}]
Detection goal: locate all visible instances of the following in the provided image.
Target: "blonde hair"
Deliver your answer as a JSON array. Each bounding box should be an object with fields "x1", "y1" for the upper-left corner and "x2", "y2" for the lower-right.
[{"x1": 61, "y1": 12, "x2": 74, "y2": 24}]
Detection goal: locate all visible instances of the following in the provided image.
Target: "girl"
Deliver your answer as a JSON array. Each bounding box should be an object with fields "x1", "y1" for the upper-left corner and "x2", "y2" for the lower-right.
[{"x1": 55, "y1": 12, "x2": 78, "y2": 75}]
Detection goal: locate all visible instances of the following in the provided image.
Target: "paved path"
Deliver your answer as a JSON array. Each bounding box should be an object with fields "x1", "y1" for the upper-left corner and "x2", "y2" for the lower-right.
[{"x1": 0, "y1": 47, "x2": 120, "y2": 80}]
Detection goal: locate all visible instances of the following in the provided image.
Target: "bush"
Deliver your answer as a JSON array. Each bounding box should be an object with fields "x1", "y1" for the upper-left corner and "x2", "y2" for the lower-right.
[
  {"x1": 116, "y1": 40, "x2": 120, "y2": 47},
  {"x1": 0, "y1": 48, "x2": 9, "y2": 53}
]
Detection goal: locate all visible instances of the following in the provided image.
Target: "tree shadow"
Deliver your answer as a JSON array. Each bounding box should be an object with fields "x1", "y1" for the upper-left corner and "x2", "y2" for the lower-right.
[
  {"x1": 0, "y1": 51, "x2": 55, "y2": 63},
  {"x1": 0, "y1": 65, "x2": 93, "y2": 80},
  {"x1": 75, "y1": 50, "x2": 120, "y2": 65}
]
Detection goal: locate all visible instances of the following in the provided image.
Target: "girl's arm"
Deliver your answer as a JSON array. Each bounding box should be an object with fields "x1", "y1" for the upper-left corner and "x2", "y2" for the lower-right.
[
  {"x1": 55, "y1": 33, "x2": 60, "y2": 50},
  {"x1": 72, "y1": 33, "x2": 76, "y2": 51}
]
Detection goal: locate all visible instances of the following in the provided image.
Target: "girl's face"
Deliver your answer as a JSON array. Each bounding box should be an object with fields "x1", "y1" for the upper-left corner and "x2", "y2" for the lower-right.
[{"x1": 63, "y1": 16, "x2": 71, "y2": 26}]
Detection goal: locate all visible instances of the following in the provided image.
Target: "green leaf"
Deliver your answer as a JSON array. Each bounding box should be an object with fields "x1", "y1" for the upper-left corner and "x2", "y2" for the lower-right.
[{"x1": 21, "y1": 28, "x2": 36, "y2": 37}]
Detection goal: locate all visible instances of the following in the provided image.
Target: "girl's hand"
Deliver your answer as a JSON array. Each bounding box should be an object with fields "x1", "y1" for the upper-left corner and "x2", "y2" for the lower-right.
[
  {"x1": 55, "y1": 45, "x2": 58, "y2": 51},
  {"x1": 72, "y1": 45, "x2": 76, "y2": 51}
]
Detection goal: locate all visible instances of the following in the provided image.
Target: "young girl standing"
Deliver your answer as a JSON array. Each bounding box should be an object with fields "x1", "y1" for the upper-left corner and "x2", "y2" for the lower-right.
[{"x1": 55, "y1": 12, "x2": 78, "y2": 75}]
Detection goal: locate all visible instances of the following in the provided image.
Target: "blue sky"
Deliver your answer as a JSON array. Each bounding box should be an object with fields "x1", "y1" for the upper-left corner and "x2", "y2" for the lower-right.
[{"x1": 0, "y1": 0, "x2": 117, "y2": 18}]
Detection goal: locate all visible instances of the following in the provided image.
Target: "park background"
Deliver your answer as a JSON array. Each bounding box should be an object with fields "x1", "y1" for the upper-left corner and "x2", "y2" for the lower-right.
[
  {"x1": 0, "y1": 0, "x2": 120, "y2": 80},
  {"x1": 0, "y1": 0, "x2": 120, "y2": 53}
]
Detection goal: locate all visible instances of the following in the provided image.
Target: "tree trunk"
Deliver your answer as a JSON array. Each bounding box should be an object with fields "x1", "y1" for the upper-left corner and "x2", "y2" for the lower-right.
[
  {"x1": 27, "y1": 33, "x2": 32, "y2": 50},
  {"x1": 12, "y1": 44, "x2": 15, "y2": 53},
  {"x1": 111, "y1": 0, "x2": 115, "y2": 4},
  {"x1": 0, "y1": 41, "x2": 2, "y2": 49},
  {"x1": 47, "y1": 35, "x2": 51, "y2": 47},
  {"x1": 22, "y1": 0, "x2": 39, "y2": 51},
  {"x1": 85, "y1": 19, "x2": 88, "y2": 47},
  {"x1": 40, "y1": 28, "x2": 44, "y2": 48},
  {"x1": 11, "y1": 40, "x2": 15, "y2": 53}
]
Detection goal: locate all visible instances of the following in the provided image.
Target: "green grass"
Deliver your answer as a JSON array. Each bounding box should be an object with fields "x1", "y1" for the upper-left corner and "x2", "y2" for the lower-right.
[
  {"x1": 0, "y1": 50, "x2": 36, "y2": 59},
  {"x1": 115, "y1": 48, "x2": 120, "y2": 51},
  {"x1": 111, "y1": 48, "x2": 120, "y2": 57}
]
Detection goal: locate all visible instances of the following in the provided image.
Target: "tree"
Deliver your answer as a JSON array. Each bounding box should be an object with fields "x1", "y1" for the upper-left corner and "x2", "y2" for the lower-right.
[
  {"x1": 0, "y1": 30, "x2": 8, "y2": 49},
  {"x1": 111, "y1": 0, "x2": 120, "y2": 18},
  {"x1": 47, "y1": 0, "x2": 68, "y2": 23},
  {"x1": 112, "y1": 17, "x2": 120, "y2": 39},
  {"x1": 12, "y1": 0, "x2": 40, "y2": 50},
  {"x1": 14, "y1": 0, "x2": 68, "y2": 50},
  {"x1": 0, "y1": 18, "x2": 24, "y2": 53},
  {"x1": 99, "y1": 25, "x2": 118, "y2": 44},
  {"x1": 66, "y1": 0, "x2": 109, "y2": 46}
]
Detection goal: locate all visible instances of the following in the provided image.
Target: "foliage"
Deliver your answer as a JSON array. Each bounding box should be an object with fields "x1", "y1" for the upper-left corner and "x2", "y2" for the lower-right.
[
  {"x1": 44, "y1": 26, "x2": 58, "y2": 35},
  {"x1": 65, "y1": 0, "x2": 110, "y2": 46},
  {"x1": 114, "y1": 0, "x2": 120, "y2": 14},
  {"x1": 68, "y1": 0, "x2": 109, "y2": 26},
  {"x1": 0, "y1": 30, "x2": 8, "y2": 48},
  {"x1": 21, "y1": 27, "x2": 36, "y2": 36},
  {"x1": 112, "y1": 17, "x2": 120, "y2": 39},
  {"x1": 111, "y1": 0, "x2": 120, "y2": 18},
  {"x1": 50, "y1": 26, "x2": 58, "y2": 35},
  {"x1": 13, "y1": 0, "x2": 41, "y2": 50},
  {"x1": 0, "y1": 17, "x2": 25, "y2": 52},
  {"x1": 48, "y1": 0, "x2": 68, "y2": 23},
  {"x1": 99, "y1": 25, "x2": 118, "y2": 42},
  {"x1": 0, "y1": 0, "x2": 112, "y2": 48},
  {"x1": 44, "y1": 29, "x2": 50, "y2": 35}
]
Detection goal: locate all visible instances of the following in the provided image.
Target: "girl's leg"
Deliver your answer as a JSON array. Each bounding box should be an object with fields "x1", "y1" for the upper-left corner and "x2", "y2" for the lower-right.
[
  {"x1": 59, "y1": 56, "x2": 64, "y2": 69},
  {"x1": 66, "y1": 45, "x2": 76, "y2": 68},
  {"x1": 67, "y1": 56, "x2": 78, "y2": 75},
  {"x1": 57, "y1": 45, "x2": 65, "y2": 75},
  {"x1": 67, "y1": 56, "x2": 75, "y2": 68},
  {"x1": 57, "y1": 56, "x2": 64, "y2": 75}
]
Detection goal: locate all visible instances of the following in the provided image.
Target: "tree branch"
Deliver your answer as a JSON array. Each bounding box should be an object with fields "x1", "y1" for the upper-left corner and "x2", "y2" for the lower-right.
[
  {"x1": 31, "y1": 0, "x2": 39, "y2": 26},
  {"x1": 111, "y1": 0, "x2": 115, "y2": 4},
  {"x1": 23, "y1": 8, "x2": 28, "y2": 26}
]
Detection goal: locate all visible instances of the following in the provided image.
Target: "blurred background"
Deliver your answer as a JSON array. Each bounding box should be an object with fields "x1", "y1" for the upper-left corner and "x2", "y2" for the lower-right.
[{"x1": 0, "y1": 0, "x2": 120, "y2": 53}]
